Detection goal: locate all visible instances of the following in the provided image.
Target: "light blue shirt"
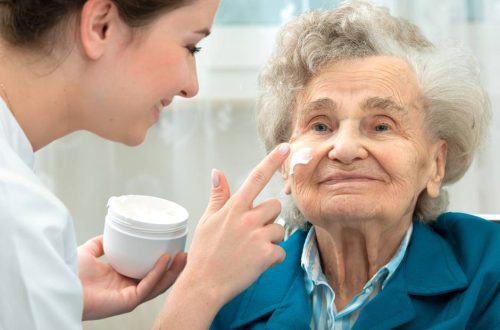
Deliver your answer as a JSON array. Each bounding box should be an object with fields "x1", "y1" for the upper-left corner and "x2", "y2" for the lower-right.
[
  {"x1": 0, "y1": 99, "x2": 82, "y2": 329},
  {"x1": 301, "y1": 224, "x2": 413, "y2": 330}
]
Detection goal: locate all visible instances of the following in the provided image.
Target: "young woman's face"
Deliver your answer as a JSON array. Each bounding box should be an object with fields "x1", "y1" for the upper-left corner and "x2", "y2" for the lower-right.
[{"x1": 82, "y1": 0, "x2": 219, "y2": 145}]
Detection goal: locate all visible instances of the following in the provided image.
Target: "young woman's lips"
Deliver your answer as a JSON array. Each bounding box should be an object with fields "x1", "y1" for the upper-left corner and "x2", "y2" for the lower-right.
[
  {"x1": 153, "y1": 99, "x2": 171, "y2": 122},
  {"x1": 160, "y1": 98, "x2": 171, "y2": 108}
]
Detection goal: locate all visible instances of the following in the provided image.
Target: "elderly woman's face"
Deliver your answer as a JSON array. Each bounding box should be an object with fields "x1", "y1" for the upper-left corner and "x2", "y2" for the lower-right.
[{"x1": 283, "y1": 56, "x2": 447, "y2": 226}]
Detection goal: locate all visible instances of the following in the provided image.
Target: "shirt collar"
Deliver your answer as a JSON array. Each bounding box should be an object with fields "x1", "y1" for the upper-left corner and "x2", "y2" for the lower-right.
[
  {"x1": 301, "y1": 223, "x2": 413, "y2": 294},
  {"x1": 0, "y1": 97, "x2": 35, "y2": 169}
]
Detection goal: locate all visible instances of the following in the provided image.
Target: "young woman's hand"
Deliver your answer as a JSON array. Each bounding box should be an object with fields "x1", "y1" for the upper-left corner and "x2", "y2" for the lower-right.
[
  {"x1": 155, "y1": 143, "x2": 290, "y2": 329},
  {"x1": 78, "y1": 236, "x2": 186, "y2": 320}
]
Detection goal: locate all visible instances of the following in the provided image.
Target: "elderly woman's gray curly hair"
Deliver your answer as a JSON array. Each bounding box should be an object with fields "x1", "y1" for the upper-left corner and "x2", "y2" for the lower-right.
[{"x1": 256, "y1": 0, "x2": 490, "y2": 226}]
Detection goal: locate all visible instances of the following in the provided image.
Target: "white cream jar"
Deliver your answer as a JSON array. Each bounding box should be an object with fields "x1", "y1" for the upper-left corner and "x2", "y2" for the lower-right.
[{"x1": 103, "y1": 195, "x2": 188, "y2": 279}]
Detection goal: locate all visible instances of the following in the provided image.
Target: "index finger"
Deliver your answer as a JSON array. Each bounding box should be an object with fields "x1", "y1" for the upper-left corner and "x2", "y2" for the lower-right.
[{"x1": 233, "y1": 143, "x2": 290, "y2": 207}]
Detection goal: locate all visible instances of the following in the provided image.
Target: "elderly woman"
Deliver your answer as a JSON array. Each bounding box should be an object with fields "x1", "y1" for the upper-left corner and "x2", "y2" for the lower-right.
[{"x1": 211, "y1": 1, "x2": 500, "y2": 329}]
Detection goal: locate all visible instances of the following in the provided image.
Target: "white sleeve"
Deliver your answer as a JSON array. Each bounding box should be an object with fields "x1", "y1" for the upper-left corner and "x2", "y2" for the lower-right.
[{"x1": 0, "y1": 170, "x2": 83, "y2": 330}]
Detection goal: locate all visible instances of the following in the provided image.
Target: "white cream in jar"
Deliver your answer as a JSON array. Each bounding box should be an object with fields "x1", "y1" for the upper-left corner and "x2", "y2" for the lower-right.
[{"x1": 103, "y1": 195, "x2": 188, "y2": 279}]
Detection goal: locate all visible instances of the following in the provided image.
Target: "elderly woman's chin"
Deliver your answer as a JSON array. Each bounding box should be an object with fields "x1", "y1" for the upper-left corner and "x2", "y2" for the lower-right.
[
  {"x1": 294, "y1": 189, "x2": 415, "y2": 227},
  {"x1": 299, "y1": 199, "x2": 386, "y2": 226}
]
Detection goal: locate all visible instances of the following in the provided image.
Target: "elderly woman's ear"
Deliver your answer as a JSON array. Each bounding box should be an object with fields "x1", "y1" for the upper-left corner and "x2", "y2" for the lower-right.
[
  {"x1": 425, "y1": 139, "x2": 448, "y2": 198},
  {"x1": 281, "y1": 162, "x2": 292, "y2": 195}
]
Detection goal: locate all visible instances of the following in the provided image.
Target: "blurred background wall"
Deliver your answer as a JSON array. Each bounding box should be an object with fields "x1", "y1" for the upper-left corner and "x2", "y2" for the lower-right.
[{"x1": 33, "y1": 0, "x2": 500, "y2": 329}]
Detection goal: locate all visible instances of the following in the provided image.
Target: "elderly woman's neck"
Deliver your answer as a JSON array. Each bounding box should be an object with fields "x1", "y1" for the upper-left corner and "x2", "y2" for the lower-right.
[{"x1": 314, "y1": 219, "x2": 411, "y2": 311}]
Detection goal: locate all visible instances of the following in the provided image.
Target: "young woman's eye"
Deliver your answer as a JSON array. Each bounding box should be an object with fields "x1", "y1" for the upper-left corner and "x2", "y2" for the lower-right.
[
  {"x1": 374, "y1": 123, "x2": 391, "y2": 132},
  {"x1": 187, "y1": 46, "x2": 202, "y2": 55},
  {"x1": 312, "y1": 122, "x2": 330, "y2": 132}
]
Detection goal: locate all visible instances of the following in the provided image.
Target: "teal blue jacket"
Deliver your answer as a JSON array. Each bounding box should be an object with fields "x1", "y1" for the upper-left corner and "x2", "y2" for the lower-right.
[{"x1": 212, "y1": 213, "x2": 500, "y2": 329}]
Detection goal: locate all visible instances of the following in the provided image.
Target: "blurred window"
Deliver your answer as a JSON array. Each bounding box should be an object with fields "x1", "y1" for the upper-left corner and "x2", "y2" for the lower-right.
[{"x1": 214, "y1": 0, "x2": 342, "y2": 25}]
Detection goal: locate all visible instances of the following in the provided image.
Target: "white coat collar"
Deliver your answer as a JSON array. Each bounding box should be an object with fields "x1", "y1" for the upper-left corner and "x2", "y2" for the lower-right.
[{"x1": 0, "y1": 97, "x2": 34, "y2": 169}]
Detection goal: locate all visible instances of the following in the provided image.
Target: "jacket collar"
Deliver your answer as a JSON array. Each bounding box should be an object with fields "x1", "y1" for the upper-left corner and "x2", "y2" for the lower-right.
[
  {"x1": 354, "y1": 220, "x2": 468, "y2": 329},
  {"x1": 0, "y1": 98, "x2": 34, "y2": 169},
  {"x1": 405, "y1": 220, "x2": 468, "y2": 294},
  {"x1": 230, "y1": 220, "x2": 468, "y2": 329}
]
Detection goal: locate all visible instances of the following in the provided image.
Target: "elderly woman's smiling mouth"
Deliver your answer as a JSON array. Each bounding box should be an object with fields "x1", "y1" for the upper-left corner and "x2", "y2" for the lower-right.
[{"x1": 318, "y1": 171, "x2": 382, "y2": 185}]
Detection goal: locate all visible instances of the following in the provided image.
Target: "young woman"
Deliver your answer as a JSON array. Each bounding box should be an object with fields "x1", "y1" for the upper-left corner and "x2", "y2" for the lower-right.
[{"x1": 0, "y1": 0, "x2": 288, "y2": 328}]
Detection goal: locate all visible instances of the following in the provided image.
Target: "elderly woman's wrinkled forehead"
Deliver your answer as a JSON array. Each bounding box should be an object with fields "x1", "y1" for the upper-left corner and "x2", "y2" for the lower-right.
[{"x1": 293, "y1": 56, "x2": 424, "y2": 120}]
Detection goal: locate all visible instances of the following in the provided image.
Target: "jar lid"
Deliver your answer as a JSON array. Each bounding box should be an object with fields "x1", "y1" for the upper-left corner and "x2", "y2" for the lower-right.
[{"x1": 106, "y1": 195, "x2": 188, "y2": 234}]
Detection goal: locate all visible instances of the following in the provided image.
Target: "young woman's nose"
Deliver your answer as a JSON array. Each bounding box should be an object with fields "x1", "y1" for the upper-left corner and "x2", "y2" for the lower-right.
[
  {"x1": 178, "y1": 64, "x2": 199, "y2": 98},
  {"x1": 327, "y1": 123, "x2": 368, "y2": 164}
]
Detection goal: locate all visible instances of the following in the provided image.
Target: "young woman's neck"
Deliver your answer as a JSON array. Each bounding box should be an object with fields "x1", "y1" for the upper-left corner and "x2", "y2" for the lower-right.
[{"x1": 0, "y1": 43, "x2": 82, "y2": 151}]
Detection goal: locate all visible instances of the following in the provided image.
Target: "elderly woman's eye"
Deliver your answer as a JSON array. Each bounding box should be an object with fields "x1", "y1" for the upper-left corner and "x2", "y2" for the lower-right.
[
  {"x1": 312, "y1": 123, "x2": 330, "y2": 132},
  {"x1": 374, "y1": 123, "x2": 391, "y2": 132}
]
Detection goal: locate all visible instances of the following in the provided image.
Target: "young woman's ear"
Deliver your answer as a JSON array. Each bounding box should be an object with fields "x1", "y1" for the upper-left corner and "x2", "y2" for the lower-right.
[{"x1": 79, "y1": 0, "x2": 122, "y2": 60}]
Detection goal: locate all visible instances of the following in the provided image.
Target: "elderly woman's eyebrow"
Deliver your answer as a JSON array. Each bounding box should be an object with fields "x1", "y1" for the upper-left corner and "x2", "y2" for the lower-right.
[
  {"x1": 300, "y1": 98, "x2": 338, "y2": 115},
  {"x1": 363, "y1": 97, "x2": 405, "y2": 113}
]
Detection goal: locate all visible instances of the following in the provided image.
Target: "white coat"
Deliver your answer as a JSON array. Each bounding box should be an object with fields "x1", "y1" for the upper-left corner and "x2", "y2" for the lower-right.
[{"x1": 0, "y1": 99, "x2": 83, "y2": 329}]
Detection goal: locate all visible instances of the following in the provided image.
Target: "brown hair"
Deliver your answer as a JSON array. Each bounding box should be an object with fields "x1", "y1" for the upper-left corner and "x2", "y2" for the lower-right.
[{"x1": 0, "y1": 0, "x2": 193, "y2": 50}]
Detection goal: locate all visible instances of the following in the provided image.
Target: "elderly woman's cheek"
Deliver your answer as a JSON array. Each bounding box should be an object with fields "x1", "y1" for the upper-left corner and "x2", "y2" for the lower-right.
[
  {"x1": 385, "y1": 152, "x2": 429, "y2": 209},
  {"x1": 293, "y1": 187, "x2": 323, "y2": 220},
  {"x1": 287, "y1": 147, "x2": 313, "y2": 176},
  {"x1": 290, "y1": 173, "x2": 319, "y2": 213},
  {"x1": 409, "y1": 146, "x2": 438, "y2": 192}
]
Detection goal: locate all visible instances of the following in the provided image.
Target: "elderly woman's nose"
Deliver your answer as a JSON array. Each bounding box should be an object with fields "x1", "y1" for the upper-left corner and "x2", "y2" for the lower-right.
[{"x1": 326, "y1": 126, "x2": 368, "y2": 164}]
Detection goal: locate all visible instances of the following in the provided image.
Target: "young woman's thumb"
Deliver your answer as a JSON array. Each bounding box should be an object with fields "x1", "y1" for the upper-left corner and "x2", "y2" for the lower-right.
[{"x1": 203, "y1": 169, "x2": 231, "y2": 218}]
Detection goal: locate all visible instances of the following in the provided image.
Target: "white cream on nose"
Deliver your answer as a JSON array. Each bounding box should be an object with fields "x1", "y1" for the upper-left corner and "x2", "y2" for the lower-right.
[{"x1": 289, "y1": 147, "x2": 313, "y2": 175}]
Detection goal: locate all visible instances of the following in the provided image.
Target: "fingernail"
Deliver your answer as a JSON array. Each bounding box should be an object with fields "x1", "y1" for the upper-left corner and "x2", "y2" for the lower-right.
[
  {"x1": 278, "y1": 143, "x2": 290, "y2": 155},
  {"x1": 211, "y1": 169, "x2": 220, "y2": 188}
]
